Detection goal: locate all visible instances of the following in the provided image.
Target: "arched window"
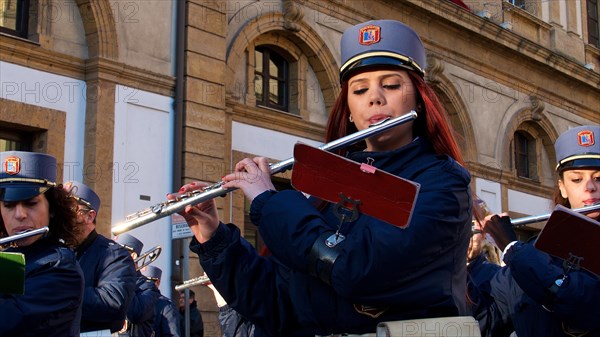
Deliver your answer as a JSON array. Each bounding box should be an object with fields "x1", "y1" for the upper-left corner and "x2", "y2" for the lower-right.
[
  {"x1": 0, "y1": 0, "x2": 29, "y2": 38},
  {"x1": 254, "y1": 46, "x2": 289, "y2": 112},
  {"x1": 513, "y1": 130, "x2": 538, "y2": 180}
]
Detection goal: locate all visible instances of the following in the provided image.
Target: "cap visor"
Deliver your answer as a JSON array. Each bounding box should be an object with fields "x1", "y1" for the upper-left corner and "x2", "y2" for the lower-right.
[
  {"x1": 0, "y1": 187, "x2": 49, "y2": 202},
  {"x1": 341, "y1": 56, "x2": 415, "y2": 82},
  {"x1": 558, "y1": 158, "x2": 600, "y2": 172}
]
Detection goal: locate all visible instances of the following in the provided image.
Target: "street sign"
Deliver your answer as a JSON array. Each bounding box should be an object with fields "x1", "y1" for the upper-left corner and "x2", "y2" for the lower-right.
[{"x1": 171, "y1": 213, "x2": 193, "y2": 239}]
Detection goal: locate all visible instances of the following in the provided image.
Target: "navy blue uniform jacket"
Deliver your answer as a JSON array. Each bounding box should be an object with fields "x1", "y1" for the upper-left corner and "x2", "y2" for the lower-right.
[
  {"x1": 218, "y1": 305, "x2": 255, "y2": 337},
  {"x1": 76, "y1": 230, "x2": 137, "y2": 332},
  {"x1": 484, "y1": 242, "x2": 600, "y2": 336},
  {"x1": 191, "y1": 138, "x2": 472, "y2": 336},
  {"x1": 0, "y1": 236, "x2": 84, "y2": 337},
  {"x1": 153, "y1": 294, "x2": 181, "y2": 337},
  {"x1": 179, "y1": 300, "x2": 204, "y2": 337},
  {"x1": 120, "y1": 273, "x2": 160, "y2": 337},
  {"x1": 467, "y1": 253, "x2": 501, "y2": 335},
  {"x1": 468, "y1": 253, "x2": 501, "y2": 290}
]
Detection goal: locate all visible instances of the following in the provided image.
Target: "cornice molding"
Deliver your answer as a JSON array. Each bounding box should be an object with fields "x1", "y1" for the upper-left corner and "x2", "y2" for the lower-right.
[
  {"x1": 407, "y1": 0, "x2": 600, "y2": 89},
  {"x1": 227, "y1": 101, "x2": 325, "y2": 142},
  {"x1": 0, "y1": 36, "x2": 174, "y2": 96},
  {"x1": 303, "y1": 0, "x2": 600, "y2": 90},
  {"x1": 469, "y1": 161, "x2": 554, "y2": 197},
  {"x1": 0, "y1": 34, "x2": 85, "y2": 79},
  {"x1": 84, "y1": 58, "x2": 175, "y2": 96}
]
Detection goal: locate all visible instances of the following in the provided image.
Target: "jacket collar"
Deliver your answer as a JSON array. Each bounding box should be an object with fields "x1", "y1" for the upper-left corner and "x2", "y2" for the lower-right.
[{"x1": 348, "y1": 137, "x2": 433, "y2": 170}]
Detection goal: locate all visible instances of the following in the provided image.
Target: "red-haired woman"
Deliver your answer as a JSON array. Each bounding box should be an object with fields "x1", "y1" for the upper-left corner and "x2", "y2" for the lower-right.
[{"x1": 174, "y1": 20, "x2": 472, "y2": 336}]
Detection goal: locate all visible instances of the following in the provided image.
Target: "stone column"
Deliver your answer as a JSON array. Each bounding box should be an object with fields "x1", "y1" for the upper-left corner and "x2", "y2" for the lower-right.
[
  {"x1": 547, "y1": 0, "x2": 562, "y2": 27},
  {"x1": 565, "y1": 0, "x2": 578, "y2": 35},
  {"x1": 82, "y1": 71, "x2": 116, "y2": 235},
  {"x1": 184, "y1": 2, "x2": 227, "y2": 333}
]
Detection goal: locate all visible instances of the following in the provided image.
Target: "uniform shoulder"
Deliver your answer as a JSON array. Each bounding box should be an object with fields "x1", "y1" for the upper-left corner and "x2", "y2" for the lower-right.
[
  {"x1": 87, "y1": 235, "x2": 133, "y2": 263},
  {"x1": 94, "y1": 234, "x2": 128, "y2": 252},
  {"x1": 27, "y1": 239, "x2": 74, "y2": 267}
]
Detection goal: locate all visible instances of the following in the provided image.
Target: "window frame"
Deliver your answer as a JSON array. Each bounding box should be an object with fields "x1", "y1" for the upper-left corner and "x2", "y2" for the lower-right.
[
  {"x1": 513, "y1": 130, "x2": 539, "y2": 181},
  {"x1": 0, "y1": 0, "x2": 30, "y2": 38},
  {"x1": 0, "y1": 126, "x2": 33, "y2": 151},
  {"x1": 508, "y1": 0, "x2": 526, "y2": 9},
  {"x1": 254, "y1": 46, "x2": 290, "y2": 112},
  {"x1": 588, "y1": 0, "x2": 600, "y2": 48}
]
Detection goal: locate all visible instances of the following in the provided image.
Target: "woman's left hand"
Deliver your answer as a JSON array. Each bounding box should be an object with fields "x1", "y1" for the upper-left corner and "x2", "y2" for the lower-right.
[{"x1": 222, "y1": 157, "x2": 276, "y2": 202}]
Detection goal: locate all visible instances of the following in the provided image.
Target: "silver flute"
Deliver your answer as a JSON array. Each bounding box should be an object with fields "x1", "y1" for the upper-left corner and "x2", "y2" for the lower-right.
[
  {"x1": 174, "y1": 273, "x2": 211, "y2": 291},
  {"x1": 0, "y1": 227, "x2": 50, "y2": 246},
  {"x1": 112, "y1": 110, "x2": 418, "y2": 235},
  {"x1": 511, "y1": 203, "x2": 600, "y2": 227}
]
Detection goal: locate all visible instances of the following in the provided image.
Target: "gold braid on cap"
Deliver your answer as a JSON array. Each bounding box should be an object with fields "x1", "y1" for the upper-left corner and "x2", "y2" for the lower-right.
[
  {"x1": 340, "y1": 51, "x2": 425, "y2": 77},
  {"x1": 70, "y1": 195, "x2": 94, "y2": 210},
  {"x1": 556, "y1": 154, "x2": 600, "y2": 170},
  {"x1": 0, "y1": 178, "x2": 57, "y2": 186}
]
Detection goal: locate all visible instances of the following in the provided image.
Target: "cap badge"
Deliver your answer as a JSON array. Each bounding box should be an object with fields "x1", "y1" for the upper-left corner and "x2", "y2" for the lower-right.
[
  {"x1": 359, "y1": 25, "x2": 381, "y2": 46},
  {"x1": 3, "y1": 156, "x2": 21, "y2": 175},
  {"x1": 577, "y1": 130, "x2": 595, "y2": 147}
]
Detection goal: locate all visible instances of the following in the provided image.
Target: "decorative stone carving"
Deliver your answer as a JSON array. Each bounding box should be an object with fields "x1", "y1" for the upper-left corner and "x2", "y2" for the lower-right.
[
  {"x1": 283, "y1": 0, "x2": 304, "y2": 32},
  {"x1": 529, "y1": 95, "x2": 545, "y2": 121},
  {"x1": 426, "y1": 56, "x2": 444, "y2": 84}
]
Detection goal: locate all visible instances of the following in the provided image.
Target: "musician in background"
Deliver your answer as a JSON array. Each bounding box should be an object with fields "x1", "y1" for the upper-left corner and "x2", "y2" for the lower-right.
[
  {"x1": 141, "y1": 265, "x2": 181, "y2": 337},
  {"x1": 115, "y1": 233, "x2": 160, "y2": 337},
  {"x1": 0, "y1": 151, "x2": 84, "y2": 337},
  {"x1": 468, "y1": 199, "x2": 501, "y2": 289},
  {"x1": 480, "y1": 125, "x2": 600, "y2": 336},
  {"x1": 172, "y1": 20, "x2": 473, "y2": 335},
  {"x1": 466, "y1": 199, "x2": 501, "y2": 336},
  {"x1": 66, "y1": 181, "x2": 136, "y2": 336},
  {"x1": 206, "y1": 282, "x2": 255, "y2": 337},
  {"x1": 178, "y1": 289, "x2": 204, "y2": 337}
]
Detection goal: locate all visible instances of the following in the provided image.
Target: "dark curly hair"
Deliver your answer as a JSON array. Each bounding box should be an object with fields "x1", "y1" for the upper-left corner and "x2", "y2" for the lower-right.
[
  {"x1": 45, "y1": 185, "x2": 81, "y2": 247},
  {"x1": 0, "y1": 185, "x2": 81, "y2": 248}
]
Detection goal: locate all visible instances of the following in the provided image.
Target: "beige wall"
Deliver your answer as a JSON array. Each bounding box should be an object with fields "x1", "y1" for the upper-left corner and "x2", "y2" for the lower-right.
[
  {"x1": 38, "y1": 0, "x2": 88, "y2": 59},
  {"x1": 115, "y1": 0, "x2": 175, "y2": 76}
]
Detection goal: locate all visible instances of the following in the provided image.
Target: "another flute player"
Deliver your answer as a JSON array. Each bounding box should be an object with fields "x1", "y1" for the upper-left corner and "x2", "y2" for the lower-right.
[
  {"x1": 479, "y1": 125, "x2": 600, "y2": 337},
  {"x1": 0, "y1": 151, "x2": 84, "y2": 337},
  {"x1": 171, "y1": 20, "x2": 473, "y2": 336}
]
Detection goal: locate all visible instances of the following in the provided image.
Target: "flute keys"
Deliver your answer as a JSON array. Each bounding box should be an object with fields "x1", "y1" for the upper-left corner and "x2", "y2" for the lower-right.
[{"x1": 151, "y1": 204, "x2": 165, "y2": 214}]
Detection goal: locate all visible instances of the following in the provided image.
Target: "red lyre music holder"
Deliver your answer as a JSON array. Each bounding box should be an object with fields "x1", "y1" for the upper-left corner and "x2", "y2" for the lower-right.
[
  {"x1": 534, "y1": 204, "x2": 600, "y2": 276},
  {"x1": 291, "y1": 143, "x2": 420, "y2": 228}
]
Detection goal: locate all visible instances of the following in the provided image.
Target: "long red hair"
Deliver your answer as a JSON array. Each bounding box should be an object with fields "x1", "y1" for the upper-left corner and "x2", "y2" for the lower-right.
[{"x1": 325, "y1": 70, "x2": 465, "y2": 166}]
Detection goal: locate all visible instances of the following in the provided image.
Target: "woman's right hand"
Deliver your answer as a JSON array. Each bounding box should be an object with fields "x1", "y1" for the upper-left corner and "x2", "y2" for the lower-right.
[
  {"x1": 168, "y1": 182, "x2": 220, "y2": 243},
  {"x1": 483, "y1": 212, "x2": 517, "y2": 251}
]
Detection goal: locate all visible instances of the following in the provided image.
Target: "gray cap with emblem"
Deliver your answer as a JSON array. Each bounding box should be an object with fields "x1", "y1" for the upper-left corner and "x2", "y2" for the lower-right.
[
  {"x1": 0, "y1": 151, "x2": 57, "y2": 202},
  {"x1": 555, "y1": 125, "x2": 600, "y2": 172},
  {"x1": 339, "y1": 20, "x2": 427, "y2": 82}
]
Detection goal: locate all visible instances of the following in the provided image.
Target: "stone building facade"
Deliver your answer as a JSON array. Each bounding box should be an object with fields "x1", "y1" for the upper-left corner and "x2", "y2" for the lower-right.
[{"x1": 1, "y1": 0, "x2": 599, "y2": 335}]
